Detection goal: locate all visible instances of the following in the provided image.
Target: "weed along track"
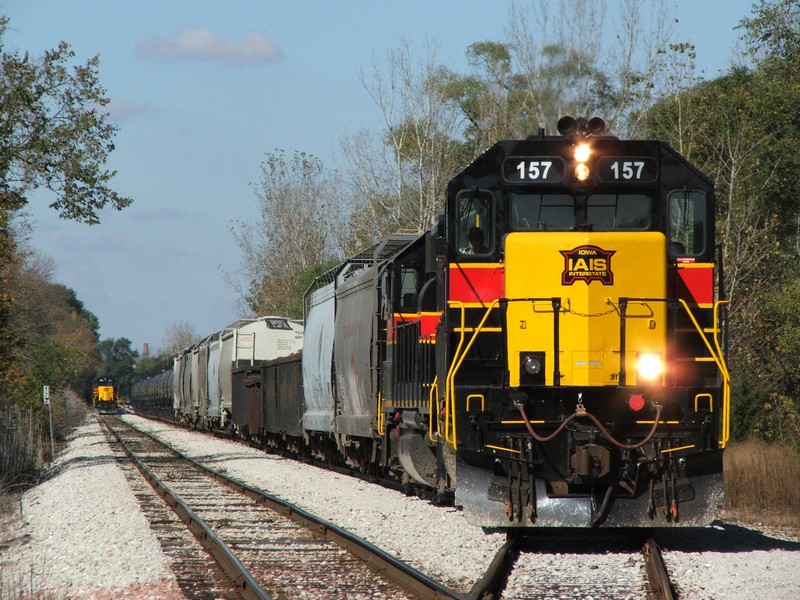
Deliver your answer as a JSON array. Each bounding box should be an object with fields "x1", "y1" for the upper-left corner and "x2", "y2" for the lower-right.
[{"x1": 99, "y1": 414, "x2": 460, "y2": 600}]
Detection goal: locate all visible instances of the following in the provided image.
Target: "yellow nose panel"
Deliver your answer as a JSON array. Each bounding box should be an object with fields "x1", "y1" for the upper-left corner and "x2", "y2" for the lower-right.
[{"x1": 504, "y1": 232, "x2": 667, "y2": 387}]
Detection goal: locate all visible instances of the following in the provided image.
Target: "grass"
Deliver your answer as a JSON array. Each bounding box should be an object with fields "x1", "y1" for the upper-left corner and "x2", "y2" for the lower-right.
[{"x1": 723, "y1": 439, "x2": 800, "y2": 528}]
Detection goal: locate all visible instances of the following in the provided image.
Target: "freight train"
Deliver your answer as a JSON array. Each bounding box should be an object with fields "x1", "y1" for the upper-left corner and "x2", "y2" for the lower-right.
[{"x1": 131, "y1": 117, "x2": 729, "y2": 528}]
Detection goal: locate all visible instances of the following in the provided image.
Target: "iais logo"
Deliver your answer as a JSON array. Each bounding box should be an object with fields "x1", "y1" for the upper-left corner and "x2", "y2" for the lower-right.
[{"x1": 560, "y1": 245, "x2": 616, "y2": 285}]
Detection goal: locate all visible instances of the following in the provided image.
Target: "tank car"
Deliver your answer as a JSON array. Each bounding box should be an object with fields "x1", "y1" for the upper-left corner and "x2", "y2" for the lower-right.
[
  {"x1": 130, "y1": 365, "x2": 173, "y2": 418},
  {"x1": 92, "y1": 376, "x2": 120, "y2": 414}
]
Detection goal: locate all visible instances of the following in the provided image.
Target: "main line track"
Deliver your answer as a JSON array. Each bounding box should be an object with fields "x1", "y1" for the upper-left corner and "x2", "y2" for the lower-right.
[
  {"x1": 101, "y1": 412, "x2": 677, "y2": 599},
  {"x1": 470, "y1": 530, "x2": 676, "y2": 599}
]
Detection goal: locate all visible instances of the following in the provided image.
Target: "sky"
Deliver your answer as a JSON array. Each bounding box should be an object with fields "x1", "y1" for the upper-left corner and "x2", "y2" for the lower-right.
[{"x1": 3, "y1": 0, "x2": 755, "y2": 356}]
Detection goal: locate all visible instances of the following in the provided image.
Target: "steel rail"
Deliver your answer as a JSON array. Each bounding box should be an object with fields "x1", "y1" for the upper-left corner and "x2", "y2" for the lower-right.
[
  {"x1": 643, "y1": 537, "x2": 675, "y2": 600},
  {"x1": 466, "y1": 534, "x2": 520, "y2": 600},
  {"x1": 100, "y1": 417, "x2": 272, "y2": 600},
  {"x1": 115, "y1": 415, "x2": 465, "y2": 600}
]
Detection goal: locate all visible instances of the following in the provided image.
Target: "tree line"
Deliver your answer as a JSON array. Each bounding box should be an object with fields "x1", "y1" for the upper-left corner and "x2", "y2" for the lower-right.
[
  {"x1": 1, "y1": 1, "x2": 798, "y2": 492},
  {"x1": 644, "y1": 0, "x2": 800, "y2": 445},
  {"x1": 0, "y1": 14, "x2": 136, "y2": 484}
]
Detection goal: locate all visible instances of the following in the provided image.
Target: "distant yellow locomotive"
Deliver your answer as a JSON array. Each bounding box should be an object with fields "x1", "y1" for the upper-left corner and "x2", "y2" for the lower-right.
[{"x1": 92, "y1": 376, "x2": 120, "y2": 414}]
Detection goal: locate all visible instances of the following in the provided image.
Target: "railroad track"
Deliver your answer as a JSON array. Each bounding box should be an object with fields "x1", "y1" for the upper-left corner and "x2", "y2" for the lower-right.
[
  {"x1": 468, "y1": 530, "x2": 676, "y2": 600},
  {"x1": 99, "y1": 414, "x2": 462, "y2": 599}
]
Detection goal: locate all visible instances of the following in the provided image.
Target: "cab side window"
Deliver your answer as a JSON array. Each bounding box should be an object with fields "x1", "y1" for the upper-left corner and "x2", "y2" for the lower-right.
[
  {"x1": 456, "y1": 191, "x2": 494, "y2": 256},
  {"x1": 399, "y1": 266, "x2": 419, "y2": 311},
  {"x1": 668, "y1": 190, "x2": 707, "y2": 257}
]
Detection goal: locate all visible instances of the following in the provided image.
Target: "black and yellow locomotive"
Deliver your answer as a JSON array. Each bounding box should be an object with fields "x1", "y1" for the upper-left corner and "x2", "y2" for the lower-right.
[
  {"x1": 385, "y1": 117, "x2": 728, "y2": 527},
  {"x1": 92, "y1": 376, "x2": 120, "y2": 414}
]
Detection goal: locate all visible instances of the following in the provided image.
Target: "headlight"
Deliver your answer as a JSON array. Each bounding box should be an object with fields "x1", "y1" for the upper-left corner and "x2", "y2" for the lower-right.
[
  {"x1": 574, "y1": 163, "x2": 591, "y2": 181},
  {"x1": 523, "y1": 355, "x2": 543, "y2": 375},
  {"x1": 574, "y1": 143, "x2": 590, "y2": 162},
  {"x1": 520, "y1": 352, "x2": 546, "y2": 385},
  {"x1": 636, "y1": 352, "x2": 664, "y2": 382},
  {"x1": 573, "y1": 143, "x2": 591, "y2": 181}
]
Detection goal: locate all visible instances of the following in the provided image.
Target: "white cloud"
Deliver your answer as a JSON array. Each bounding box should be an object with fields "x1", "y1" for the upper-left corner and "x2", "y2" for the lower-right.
[
  {"x1": 136, "y1": 28, "x2": 282, "y2": 64},
  {"x1": 102, "y1": 98, "x2": 146, "y2": 120}
]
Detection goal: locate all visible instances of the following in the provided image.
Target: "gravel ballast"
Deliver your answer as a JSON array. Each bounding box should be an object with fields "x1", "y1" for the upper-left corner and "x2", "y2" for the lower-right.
[
  {"x1": 2, "y1": 413, "x2": 799, "y2": 599},
  {"x1": 0, "y1": 417, "x2": 184, "y2": 599}
]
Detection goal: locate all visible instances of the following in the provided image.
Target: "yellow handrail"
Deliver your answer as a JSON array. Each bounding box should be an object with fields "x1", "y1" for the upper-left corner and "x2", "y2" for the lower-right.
[
  {"x1": 444, "y1": 300, "x2": 500, "y2": 449},
  {"x1": 376, "y1": 392, "x2": 385, "y2": 436},
  {"x1": 443, "y1": 301, "x2": 467, "y2": 447},
  {"x1": 678, "y1": 299, "x2": 731, "y2": 447},
  {"x1": 712, "y1": 300, "x2": 731, "y2": 446},
  {"x1": 428, "y1": 376, "x2": 439, "y2": 443}
]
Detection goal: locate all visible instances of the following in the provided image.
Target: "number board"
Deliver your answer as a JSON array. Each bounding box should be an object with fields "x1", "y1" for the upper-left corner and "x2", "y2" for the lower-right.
[
  {"x1": 597, "y1": 157, "x2": 658, "y2": 183},
  {"x1": 503, "y1": 157, "x2": 565, "y2": 184}
]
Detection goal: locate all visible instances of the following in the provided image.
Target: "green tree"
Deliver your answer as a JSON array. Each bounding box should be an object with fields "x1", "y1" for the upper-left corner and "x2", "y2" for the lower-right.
[
  {"x1": 643, "y1": 0, "x2": 800, "y2": 446},
  {"x1": 737, "y1": 1, "x2": 800, "y2": 448},
  {"x1": 437, "y1": 39, "x2": 609, "y2": 153},
  {"x1": 432, "y1": 1, "x2": 687, "y2": 147},
  {"x1": 0, "y1": 16, "x2": 131, "y2": 404},
  {"x1": 231, "y1": 150, "x2": 345, "y2": 318},
  {"x1": 1, "y1": 244, "x2": 99, "y2": 406},
  {"x1": 739, "y1": 0, "x2": 800, "y2": 64},
  {"x1": 0, "y1": 17, "x2": 131, "y2": 223},
  {"x1": 737, "y1": 0, "x2": 800, "y2": 246}
]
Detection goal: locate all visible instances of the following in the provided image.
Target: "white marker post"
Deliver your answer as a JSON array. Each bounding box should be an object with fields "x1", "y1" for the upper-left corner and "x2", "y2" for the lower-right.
[{"x1": 43, "y1": 385, "x2": 54, "y2": 459}]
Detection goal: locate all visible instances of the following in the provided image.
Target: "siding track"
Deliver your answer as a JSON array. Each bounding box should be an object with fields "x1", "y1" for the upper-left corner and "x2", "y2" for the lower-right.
[{"x1": 100, "y1": 414, "x2": 462, "y2": 599}]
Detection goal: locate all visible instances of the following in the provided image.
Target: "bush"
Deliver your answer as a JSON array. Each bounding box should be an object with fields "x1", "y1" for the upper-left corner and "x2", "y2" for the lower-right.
[
  {"x1": 0, "y1": 405, "x2": 44, "y2": 491},
  {"x1": 0, "y1": 391, "x2": 88, "y2": 492}
]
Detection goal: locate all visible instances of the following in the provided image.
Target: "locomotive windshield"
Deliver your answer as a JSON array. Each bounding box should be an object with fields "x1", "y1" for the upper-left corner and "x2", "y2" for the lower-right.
[{"x1": 510, "y1": 193, "x2": 651, "y2": 231}]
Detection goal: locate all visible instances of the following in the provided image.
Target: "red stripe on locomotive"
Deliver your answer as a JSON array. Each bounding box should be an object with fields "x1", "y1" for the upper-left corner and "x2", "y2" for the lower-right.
[
  {"x1": 449, "y1": 264, "x2": 504, "y2": 304},
  {"x1": 390, "y1": 312, "x2": 440, "y2": 341},
  {"x1": 670, "y1": 262, "x2": 714, "y2": 305}
]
